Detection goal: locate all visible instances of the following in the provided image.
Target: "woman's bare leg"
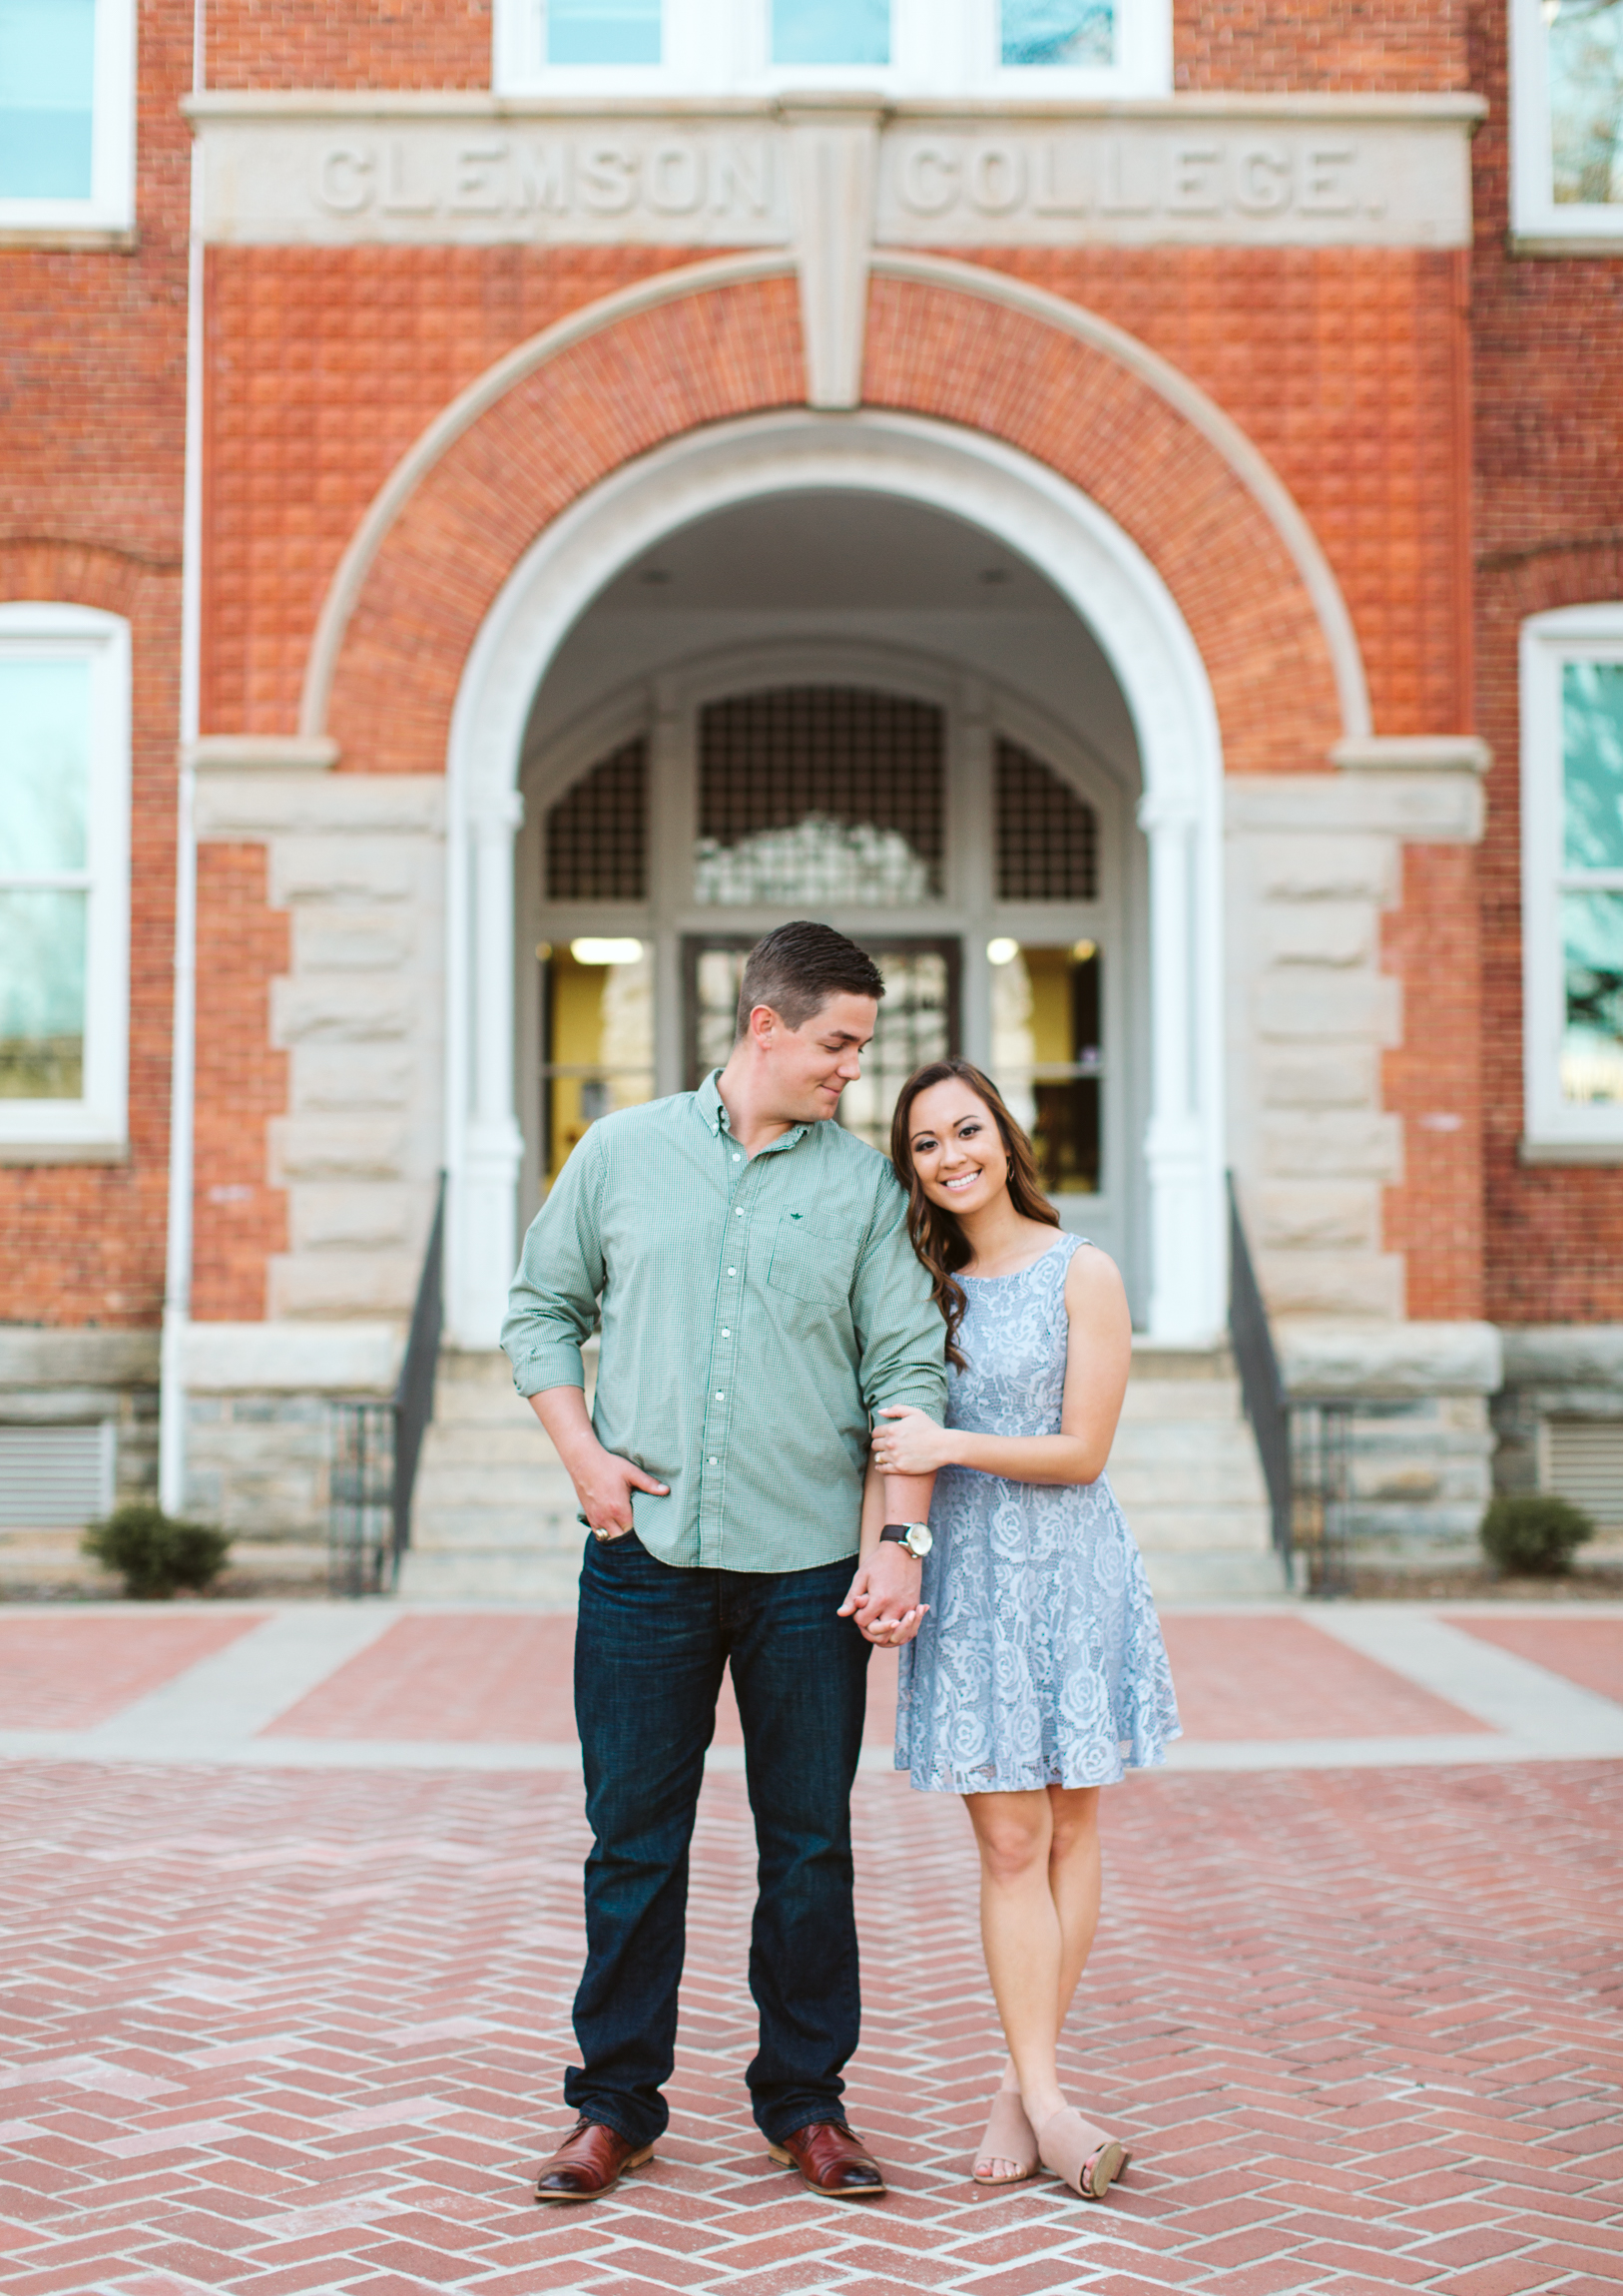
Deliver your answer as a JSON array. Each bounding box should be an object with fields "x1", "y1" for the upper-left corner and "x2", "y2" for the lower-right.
[
  {"x1": 967, "y1": 1790, "x2": 1066, "y2": 2173},
  {"x1": 975, "y1": 1784, "x2": 1104, "y2": 2176}
]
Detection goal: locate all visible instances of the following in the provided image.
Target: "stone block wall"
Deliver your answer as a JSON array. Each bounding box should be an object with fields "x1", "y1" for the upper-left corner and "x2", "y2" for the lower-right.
[
  {"x1": 1227, "y1": 765, "x2": 1484, "y2": 1325},
  {"x1": 192, "y1": 770, "x2": 446, "y2": 1324}
]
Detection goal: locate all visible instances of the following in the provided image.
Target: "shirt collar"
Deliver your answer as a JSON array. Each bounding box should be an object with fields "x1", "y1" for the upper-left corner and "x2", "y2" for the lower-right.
[{"x1": 697, "y1": 1070, "x2": 810, "y2": 1154}]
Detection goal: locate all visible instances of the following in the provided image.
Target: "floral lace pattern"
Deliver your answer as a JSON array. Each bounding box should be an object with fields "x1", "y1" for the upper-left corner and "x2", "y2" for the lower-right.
[{"x1": 895, "y1": 1233, "x2": 1181, "y2": 1794}]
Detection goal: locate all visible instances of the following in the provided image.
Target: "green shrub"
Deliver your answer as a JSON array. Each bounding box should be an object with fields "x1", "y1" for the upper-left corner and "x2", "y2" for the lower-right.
[
  {"x1": 81, "y1": 1503, "x2": 231, "y2": 1600},
  {"x1": 1479, "y1": 1492, "x2": 1595, "y2": 1578}
]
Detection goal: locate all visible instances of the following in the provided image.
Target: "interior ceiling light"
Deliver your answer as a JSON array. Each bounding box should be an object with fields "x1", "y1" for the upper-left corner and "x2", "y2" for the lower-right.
[
  {"x1": 987, "y1": 936, "x2": 1020, "y2": 966},
  {"x1": 1072, "y1": 938, "x2": 1097, "y2": 961},
  {"x1": 570, "y1": 937, "x2": 645, "y2": 965}
]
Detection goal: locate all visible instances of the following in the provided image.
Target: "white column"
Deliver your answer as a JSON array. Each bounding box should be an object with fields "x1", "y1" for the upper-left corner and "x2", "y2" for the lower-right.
[
  {"x1": 1140, "y1": 791, "x2": 1222, "y2": 1343},
  {"x1": 455, "y1": 789, "x2": 526, "y2": 1348}
]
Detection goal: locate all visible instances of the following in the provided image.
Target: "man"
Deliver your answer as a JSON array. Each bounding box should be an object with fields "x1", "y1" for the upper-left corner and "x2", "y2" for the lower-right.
[{"x1": 502, "y1": 920, "x2": 947, "y2": 2202}]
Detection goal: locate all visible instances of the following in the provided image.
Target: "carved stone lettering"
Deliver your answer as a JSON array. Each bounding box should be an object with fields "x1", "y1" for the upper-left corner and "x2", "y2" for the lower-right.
[{"x1": 199, "y1": 104, "x2": 1476, "y2": 251}]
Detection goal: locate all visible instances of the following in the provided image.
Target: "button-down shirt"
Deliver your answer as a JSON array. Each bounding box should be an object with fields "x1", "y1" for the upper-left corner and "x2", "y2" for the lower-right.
[{"x1": 501, "y1": 1072, "x2": 948, "y2": 1573}]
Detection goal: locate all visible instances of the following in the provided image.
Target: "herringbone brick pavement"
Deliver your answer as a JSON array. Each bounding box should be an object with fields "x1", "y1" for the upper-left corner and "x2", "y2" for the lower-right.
[{"x1": 0, "y1": 1747, "x2": 1618, "y2": 2295}]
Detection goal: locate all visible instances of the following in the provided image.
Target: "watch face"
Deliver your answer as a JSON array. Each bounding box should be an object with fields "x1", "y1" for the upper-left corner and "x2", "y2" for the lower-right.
[{"x1": 906, "y1": 1523, "x2": 933, "y2": 1557}]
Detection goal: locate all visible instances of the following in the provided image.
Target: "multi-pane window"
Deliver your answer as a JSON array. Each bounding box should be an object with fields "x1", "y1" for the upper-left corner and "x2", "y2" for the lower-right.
[
  {"x1": 695, "y1": 687, "x2": 944, "y2": 906},
  {"x1": 772, "y1": 0, "x2": 889, "y2": 64},
  {"x1": 1549, "y1": 0, "x2": 1623, "y2": 207},
  {"x1": 1557, "y1": 663, "x2": 1623, "y2": 1105},
  {"x1": 0, "y1": 0, "x2": 132, "y2": 230},
  {"x1": 496, "y1": 0, "x2": 1167, "y2": 92},
  {"x1": 1002, "y1": 0, "x2": 1113, "y2": 67},
  {"x1": 0, "y1": 605, "x2": 130, "y2": 1150},
  {"x1": 547, "y1": 0, "x2": 662, "y2": 65},
  {"x1": 1521, "y1": 607, "x2": 1623, "y2": 1150},
  {"x1": 1510, "y1": 0, "x2": 1623, "y2": 244}
]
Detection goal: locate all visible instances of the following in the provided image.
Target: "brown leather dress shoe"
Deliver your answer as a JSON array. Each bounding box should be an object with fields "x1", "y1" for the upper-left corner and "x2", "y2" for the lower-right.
[
  {"x1": 767, "y1": 2120, "x2": 887, "y2": 2197},
  {"x1": 534, "y1": 2116, "x2": 654, "y2": 2202}
]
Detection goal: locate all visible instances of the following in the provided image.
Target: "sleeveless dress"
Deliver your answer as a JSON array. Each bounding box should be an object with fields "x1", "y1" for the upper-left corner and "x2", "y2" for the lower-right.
[{"x1": 895, "y1": 1233, "x2": 1181, "y2": 1794}]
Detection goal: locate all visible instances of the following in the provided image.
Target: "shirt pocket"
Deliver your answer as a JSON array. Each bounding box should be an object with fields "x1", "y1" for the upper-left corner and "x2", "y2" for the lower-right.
[{"x1": 766, "y1": 1214, "x2": 859, "y2": 1311}]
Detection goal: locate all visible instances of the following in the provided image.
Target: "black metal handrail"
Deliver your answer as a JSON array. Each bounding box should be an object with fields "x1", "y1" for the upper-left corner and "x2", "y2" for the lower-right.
[
  {"x1": 1227, "y1": 1172, "x2": 1293, "y2": 1566},
  {"x1": 391, "y1": 1171, "x2": 446, "y2": 1572},
  {"x1": 327, "y1": 1173, "x2": 445, "y2": 1596}
]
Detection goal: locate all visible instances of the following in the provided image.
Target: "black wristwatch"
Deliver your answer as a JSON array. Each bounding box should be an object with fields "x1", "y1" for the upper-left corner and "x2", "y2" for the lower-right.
[{"x1": 880, "y1": 1520, "x2": 933, "y2": 1559}]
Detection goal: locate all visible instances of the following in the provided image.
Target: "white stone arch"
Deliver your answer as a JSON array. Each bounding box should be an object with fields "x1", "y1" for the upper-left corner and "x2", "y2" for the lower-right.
[{"x1": 445, "y1": 405, "x2": 1226, "y2": 1348}]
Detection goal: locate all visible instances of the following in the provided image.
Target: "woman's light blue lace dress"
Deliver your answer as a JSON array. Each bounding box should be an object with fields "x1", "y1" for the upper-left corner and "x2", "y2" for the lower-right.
[{"x1": 895, "y1": 1234, "x2": 1181, "y2": 1794}]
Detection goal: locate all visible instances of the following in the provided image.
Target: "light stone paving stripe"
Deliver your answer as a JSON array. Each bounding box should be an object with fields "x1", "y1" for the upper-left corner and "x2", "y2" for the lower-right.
[
  {"x1": 1305, "y1": 1603, "x2": 1623, "y2": 1753},
  {"x1": 72, "y1": 1604, "x2": 399, "y2": 1759},
  {"x1": 1, "y1": 1601, "x2": 1619, "y2": 1775}
]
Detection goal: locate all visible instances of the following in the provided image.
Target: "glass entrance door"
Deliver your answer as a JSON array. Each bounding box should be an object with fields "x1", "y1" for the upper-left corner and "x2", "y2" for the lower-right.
[{"x1": 683, "y1": 934, "x2": 960, "y2": 1152}]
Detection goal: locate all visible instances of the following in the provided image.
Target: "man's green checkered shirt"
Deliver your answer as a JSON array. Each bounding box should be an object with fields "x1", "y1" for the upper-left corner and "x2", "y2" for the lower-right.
[{"x1": 501, "y1": 1071, "x2": 948, "y2": 1573}]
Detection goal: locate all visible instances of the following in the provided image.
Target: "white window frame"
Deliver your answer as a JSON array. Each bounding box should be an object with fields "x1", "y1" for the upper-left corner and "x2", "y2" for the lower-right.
[
  {"x1": 0, "y1": 0, "x2": 136, "y2": 239},
  {"x1": 0, "y1": 603, "x2": 131, "y2": 1155},
  {"x1": 1521, "y1": 603, "x2": 1623, "y2": 1155},
  {"x1": 494, "y1": 0, "x2": 1169, "y2": 97},
  {"x1": 1509, "y1": 0, "x2": 1623, "y2": 253}
]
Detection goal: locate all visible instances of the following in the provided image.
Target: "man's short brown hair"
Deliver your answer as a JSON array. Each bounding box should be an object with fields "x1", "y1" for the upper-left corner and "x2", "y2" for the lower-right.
[{"x1": 735, "y1": 920, "x2": 885, "y2": 1038}]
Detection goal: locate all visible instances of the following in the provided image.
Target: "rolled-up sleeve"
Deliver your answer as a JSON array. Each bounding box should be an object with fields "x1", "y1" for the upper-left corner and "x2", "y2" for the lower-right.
[
  {"x1": 850, "y1": 1169, "x2": 949, "y2": 1425},
  {"x1": 500, "y1": 1126, "x2": 607, "y2": 1398}
]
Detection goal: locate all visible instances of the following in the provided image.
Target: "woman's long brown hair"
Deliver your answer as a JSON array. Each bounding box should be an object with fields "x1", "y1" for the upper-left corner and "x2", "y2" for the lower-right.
[{"x1": 889, "y1": 1057, "x2": 1059, "y2": 1372}]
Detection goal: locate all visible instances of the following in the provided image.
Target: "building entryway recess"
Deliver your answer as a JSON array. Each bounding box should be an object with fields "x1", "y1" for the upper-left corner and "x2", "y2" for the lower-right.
[{"x1": 443, "y1": 409, "x2": 1228, "y2": 1355}]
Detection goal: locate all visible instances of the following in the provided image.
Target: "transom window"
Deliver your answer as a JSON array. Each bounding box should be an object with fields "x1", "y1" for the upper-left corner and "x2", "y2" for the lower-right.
[
  {"x1": 500, "y1": 0, "x2": 1165, "y2": 93},
  {"x1": 0, "y1": 0, "x2": 134, "y2": 235},
  {"x1": 1520, "y1": 605, "x2": 1623, "y2": 1154},
  {"x1": 1510, "y1": 0, "x2": 1623, "y2": 248},
  {"x1": 0, "y1": 604, "x2": 130, "y2": 1154}
]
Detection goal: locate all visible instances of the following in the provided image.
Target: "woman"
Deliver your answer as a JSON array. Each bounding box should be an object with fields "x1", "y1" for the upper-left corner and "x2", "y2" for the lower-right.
[{"x1": 864, "y1": 1057, "x2": 1179, "y2": 2200}]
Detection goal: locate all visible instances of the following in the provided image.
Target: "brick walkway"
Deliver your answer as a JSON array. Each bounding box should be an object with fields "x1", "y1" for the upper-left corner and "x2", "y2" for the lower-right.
[{"x1": 0, "y1": 1603, "x2": 1619, "y2": 2296}]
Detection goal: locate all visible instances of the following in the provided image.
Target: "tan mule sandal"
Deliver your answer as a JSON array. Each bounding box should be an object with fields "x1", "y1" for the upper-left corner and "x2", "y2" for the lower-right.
[
  {"x1": 1037, "y1": 2107, "x2": 1132, "y2": 2200},
  {"x1": 971, "y1": 2088, "x2": 1040, "y2": 2185}
]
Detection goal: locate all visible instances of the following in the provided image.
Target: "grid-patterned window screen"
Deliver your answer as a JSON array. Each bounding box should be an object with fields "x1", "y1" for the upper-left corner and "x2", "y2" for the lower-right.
[
  {"x1": 545, "y1": 736, "x2": 647, "y2": 900},
  {"x1": 697, "y1": 687, "x2": 944, "y2": 905},
  {"x1": 995, "y1": 739, "x2": 1097, "y2": 899}
]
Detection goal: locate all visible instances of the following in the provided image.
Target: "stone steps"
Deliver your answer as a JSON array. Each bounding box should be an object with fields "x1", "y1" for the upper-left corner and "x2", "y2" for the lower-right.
[{"x1": 396, "y1": 1344, "x2": 1286, "y2": 1602}]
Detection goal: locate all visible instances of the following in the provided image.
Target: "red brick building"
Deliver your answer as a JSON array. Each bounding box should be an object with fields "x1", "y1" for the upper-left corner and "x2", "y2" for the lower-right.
[{"x1": 1, "y1": 0, "x2": 1619, "y2": 1589}]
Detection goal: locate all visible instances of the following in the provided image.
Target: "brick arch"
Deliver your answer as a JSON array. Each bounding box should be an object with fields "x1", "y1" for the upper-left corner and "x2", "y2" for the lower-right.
[
  {"x1": 0, "y1": 537, "x2": 176, "y2": 622},
  {"x1": 321, "y1": 265, "x2": 1347, "y2": 779}
]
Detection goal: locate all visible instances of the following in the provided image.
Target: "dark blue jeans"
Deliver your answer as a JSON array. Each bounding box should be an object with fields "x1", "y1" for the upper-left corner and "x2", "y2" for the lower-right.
[{"x1": 566, "y1": 1532, "x2": 871, "y2": 2147}]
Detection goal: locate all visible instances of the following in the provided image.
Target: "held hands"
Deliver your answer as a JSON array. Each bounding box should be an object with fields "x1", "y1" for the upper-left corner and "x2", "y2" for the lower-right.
[
  {"x1": 837, "y1": 1541, "x2": 927, "y2": 1648},
  {"x1": 869, "y1": 1404, "x2": 957, "y2": 1478}
]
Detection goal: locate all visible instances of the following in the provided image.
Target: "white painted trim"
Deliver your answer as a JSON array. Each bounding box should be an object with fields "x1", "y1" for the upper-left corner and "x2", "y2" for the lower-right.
[
  {"x1": 0, "y1": 0, "x2": 136, "y2": 236},
  {"x1": 1331, "y1": 735, "x2": 1490, "y2": 774},
  {"x1": 1520, "y1": 602, "x2": 1623, "y2": 1152},
  {"x1": 186, "y1": 735, "x2": 339, "y2": 772},
  {"x1": 296, "y1": 251, "x2": 795, "y2": 740},
  {"x1": 444, "y1": 407, "x2": 1227, "y2": 1348},
  {"x1": 1508, "y1": 0, "x2": 1623, "y2": 251},
  {"x1": 0, "y1": 603, "x2": 131, "y2": 1155},
  {"x1": 870, "y1": 250, "x2": 1372, "y2": 739},
  {"x1": 187, "y1": 90, "x2": 1490, "y2": 123}
]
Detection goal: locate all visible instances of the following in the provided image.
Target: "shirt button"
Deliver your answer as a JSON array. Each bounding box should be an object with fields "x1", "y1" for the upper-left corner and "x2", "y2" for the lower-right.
[
  {"x1": 727, "y1": 1267, "x2": 736, "y2": 1276},
  {"x1": 709, "y1": 1456, "x2": 718, "y2": 1465},
  {"x1": 735, "y1": 1207, "x2": 743, "y2": 1216},
  {"x1": 721, "y1": 1329, "x2": 730, "y2": 1338},
  {"x1": 715, "y1": 1391, "x2": 725, "y2": 1400},
  {"x1": 733, "y1": 1152, "x2": 741, "y2": 1162}
]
